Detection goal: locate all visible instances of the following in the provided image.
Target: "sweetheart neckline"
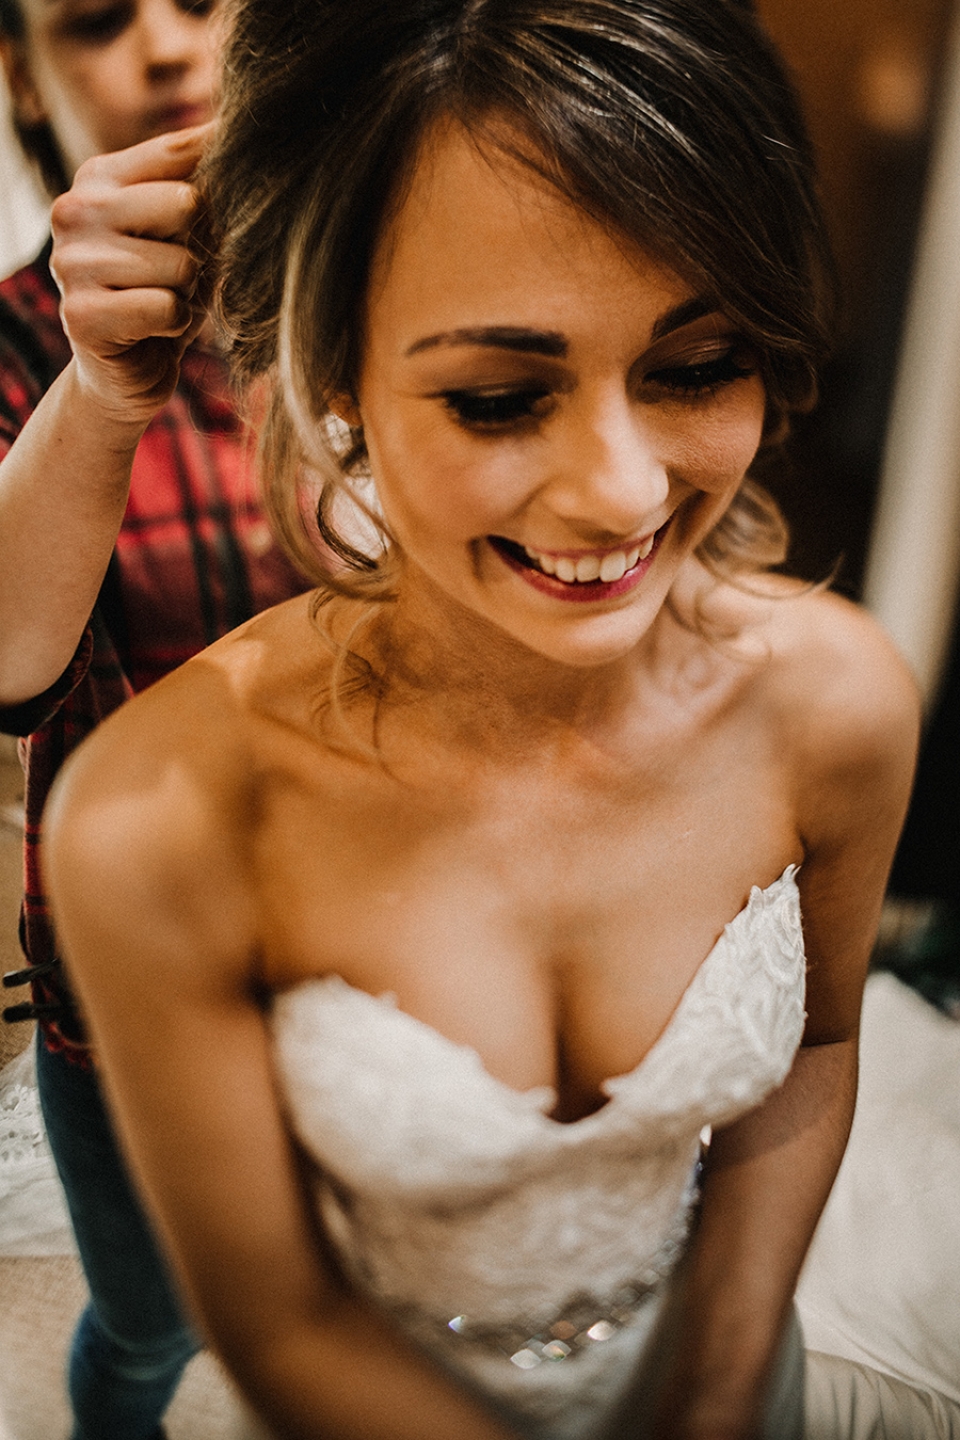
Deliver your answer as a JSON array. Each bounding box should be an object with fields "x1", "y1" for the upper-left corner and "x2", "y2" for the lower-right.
[{"x1": 273, "y1": 865, "x2": 802, "y2": 1128}]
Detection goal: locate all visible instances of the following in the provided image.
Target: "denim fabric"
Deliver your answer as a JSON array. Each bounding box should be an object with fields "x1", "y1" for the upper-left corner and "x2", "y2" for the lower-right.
[{"x1": 36, "y1": 1036, "x2": 199, "y2": 1440}]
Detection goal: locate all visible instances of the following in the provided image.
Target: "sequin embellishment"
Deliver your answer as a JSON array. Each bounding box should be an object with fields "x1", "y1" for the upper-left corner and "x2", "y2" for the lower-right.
[{"x1": 444, "y1": 1280, "x2": 660, "y2": 1368}]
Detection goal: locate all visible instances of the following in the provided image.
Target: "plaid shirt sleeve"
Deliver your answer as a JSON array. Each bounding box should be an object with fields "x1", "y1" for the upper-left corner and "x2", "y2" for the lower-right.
[{"x1": 0, "y1": 246, "x2": 308, "y2": 1065}]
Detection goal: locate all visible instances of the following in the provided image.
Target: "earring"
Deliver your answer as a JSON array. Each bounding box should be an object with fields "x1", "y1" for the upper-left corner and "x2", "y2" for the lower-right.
[{"x1": 329, "y1": 393, "x2": 362, "y2": 428}]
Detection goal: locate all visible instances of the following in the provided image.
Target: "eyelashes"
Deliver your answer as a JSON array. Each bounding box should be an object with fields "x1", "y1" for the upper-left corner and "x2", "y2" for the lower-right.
[
  {"x1": 441, "y1": 387, "x2": 552, "y2": 427},
  {"x1": 646, "y1": 351, "x2": 757, "y2": 396},
  {"x1": 60, "y1": 4, "x2": 132, "y2": 42},
  {"x1": 439, "y1": 348, "x2": 757, "y2": 431},
  {"x1": 59, "y1": 0, "x2": 216, "y2": 44}
]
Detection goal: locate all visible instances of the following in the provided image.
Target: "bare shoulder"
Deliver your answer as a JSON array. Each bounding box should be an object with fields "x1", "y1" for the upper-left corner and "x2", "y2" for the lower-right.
[
  {"x1": 49, "y1": 590, "x2": 324, "y2": 812},
  {"x1": 752, "y1": 583, "x2": 920, "y2": 849},
  {"x1": 44, "y1": 591, "x2": 326, "y2": 978},
  {"x1": 760, "y1": 584, "x2": 919, "y2": 757}
]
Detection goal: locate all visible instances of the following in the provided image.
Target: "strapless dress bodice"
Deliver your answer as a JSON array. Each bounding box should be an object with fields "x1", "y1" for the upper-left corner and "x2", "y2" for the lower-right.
[{"x1": 270, "y1": 866, "x2": 805, "y2": 1440}]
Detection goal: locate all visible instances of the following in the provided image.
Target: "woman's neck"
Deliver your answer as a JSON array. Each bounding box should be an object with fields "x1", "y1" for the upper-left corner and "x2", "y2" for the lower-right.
[{"x1": 356, "y1": 570, "x2": 666, "y2": 758}]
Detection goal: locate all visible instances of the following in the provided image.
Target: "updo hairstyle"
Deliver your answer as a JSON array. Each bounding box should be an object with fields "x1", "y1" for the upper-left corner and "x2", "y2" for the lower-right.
[{"x1": 203, "y1": 0, "x2": 835, "y2": 598}]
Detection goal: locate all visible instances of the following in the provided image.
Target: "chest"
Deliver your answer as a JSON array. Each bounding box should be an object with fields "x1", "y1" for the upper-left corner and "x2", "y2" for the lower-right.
[{"x1": 253, "y1": 711, "x2": 799, "y2": 1113}]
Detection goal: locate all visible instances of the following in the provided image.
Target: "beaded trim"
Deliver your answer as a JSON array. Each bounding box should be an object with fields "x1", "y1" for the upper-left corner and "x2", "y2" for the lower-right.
[{"x1": 441, "y1": 1279, "x2": 661, "y2": 1369}]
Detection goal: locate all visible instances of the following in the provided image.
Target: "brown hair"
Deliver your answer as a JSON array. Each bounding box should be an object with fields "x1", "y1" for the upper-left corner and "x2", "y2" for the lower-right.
[
  {"x1": 204, "y1": 0, "x2": 835, "y2": 599},
  {"x1": 0, "y1": 0, "x2": 70, "y2": 195}
]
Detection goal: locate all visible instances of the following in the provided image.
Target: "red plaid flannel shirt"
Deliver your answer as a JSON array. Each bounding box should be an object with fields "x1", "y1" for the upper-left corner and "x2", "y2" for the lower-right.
[{"x1": 0, "y1": 244, "x2": 307, "y2": 1064}]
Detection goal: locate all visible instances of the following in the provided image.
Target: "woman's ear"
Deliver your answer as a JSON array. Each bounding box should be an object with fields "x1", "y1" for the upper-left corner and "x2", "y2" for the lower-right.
[
  {"x1": 328, "y1": 393, "x2": 363, "y2": 428},
  {"x1": 0, "y1": 38, "x2": 48, "y2": 127}
]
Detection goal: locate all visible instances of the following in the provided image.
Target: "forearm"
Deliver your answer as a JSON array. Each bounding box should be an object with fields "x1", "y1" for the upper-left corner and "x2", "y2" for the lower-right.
[
  {"x1": 202, "y1": 1288, "x2": 520, "y2": 1440},
  {"x1": 0, "y1": 130, "x2": 210, "y2": 706},
  {"x1": 611, "y1": 1038, "x2": 857, "y2": 1439},
  {"x1": 0, "y1": 359, "x2": 145, "y2": 705}
]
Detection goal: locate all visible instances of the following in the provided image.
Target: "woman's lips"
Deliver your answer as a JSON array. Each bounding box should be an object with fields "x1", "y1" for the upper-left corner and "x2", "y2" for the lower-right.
[
  {"x1": 489, "y1": 523, "x2": 669, "y2": 603},
  {"x1": 148, "y1": 102, "x2": 213, "y2": 136}
]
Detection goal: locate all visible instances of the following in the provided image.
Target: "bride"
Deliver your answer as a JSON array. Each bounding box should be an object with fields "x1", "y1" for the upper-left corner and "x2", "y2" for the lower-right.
[{"x1": 43, "y1": 1, "x2": 918, "y2": 1437}]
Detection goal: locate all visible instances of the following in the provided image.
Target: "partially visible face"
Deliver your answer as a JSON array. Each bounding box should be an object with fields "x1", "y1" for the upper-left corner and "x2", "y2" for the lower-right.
[
  {"x1": 354, "y1": 116, "x2": 768, "y2": 670},
  {"x1": 5, "y1": 0, "x2": 221, "y2": 178}
]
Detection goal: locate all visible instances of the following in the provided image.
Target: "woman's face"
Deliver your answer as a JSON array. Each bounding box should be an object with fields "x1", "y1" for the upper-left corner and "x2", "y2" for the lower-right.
[
  {"x1": 355, "y1": 117, "x2": 768, "y2": 669},
  {"x1": 5, "y1": 0, "x2": 220, "y2": 178}
]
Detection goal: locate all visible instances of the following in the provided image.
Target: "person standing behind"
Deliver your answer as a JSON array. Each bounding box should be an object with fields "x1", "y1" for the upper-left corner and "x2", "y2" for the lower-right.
[{"x1": 0, "y1": 3, "x2": 305, "y2": 1437}]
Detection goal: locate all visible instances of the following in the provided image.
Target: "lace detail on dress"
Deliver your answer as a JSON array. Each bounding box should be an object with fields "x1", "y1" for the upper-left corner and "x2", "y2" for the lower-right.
[
  {"x1": 271, "y1": 867, "x2": 805, "y2": 1440},
  {"x1": 607, "y1": 863, "x2": 807, "y2": 1134},
  {"x1": 0, "y1": 1052, "x2": 47, "y2": 1173},
  {"x1": 0, "y1": 1045, "x2": 75, "y2": 1256}
]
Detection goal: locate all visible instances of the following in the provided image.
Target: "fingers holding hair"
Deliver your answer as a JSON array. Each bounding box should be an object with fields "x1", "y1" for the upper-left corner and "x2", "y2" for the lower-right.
[{"x1": 49, "y1": 125, "x2": 219, "y2": 417}]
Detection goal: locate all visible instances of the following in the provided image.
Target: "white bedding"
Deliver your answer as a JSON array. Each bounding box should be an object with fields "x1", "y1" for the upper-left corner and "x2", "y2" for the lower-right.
[
  {"x1": 805, "y1": 1352, "x2": 960, "y2": 1439},
  {"x1": 798, "y1": 972, "x2": 960, "y2": 1434}
]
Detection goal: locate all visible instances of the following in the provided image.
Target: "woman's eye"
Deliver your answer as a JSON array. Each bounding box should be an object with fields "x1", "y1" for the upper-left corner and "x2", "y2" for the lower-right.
[
  {"x1": 440, "y1": 387, "x2": 552, "y2": 429},
  {"x1": 61, "y1": 4, "x2": 132, "y2": 42},
  {"x1": 646, "y1": 350, "x2": 757, "y2": 398}
]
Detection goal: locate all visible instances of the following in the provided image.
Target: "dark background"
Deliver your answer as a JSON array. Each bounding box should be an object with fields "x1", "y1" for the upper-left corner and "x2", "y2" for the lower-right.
[{"x1": 759, "y1": 0, "x2": 959, "y2": 906}]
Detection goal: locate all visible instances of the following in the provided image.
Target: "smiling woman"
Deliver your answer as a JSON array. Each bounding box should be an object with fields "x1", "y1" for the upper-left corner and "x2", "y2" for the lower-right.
[
  {"x1": 335, "y1": 122, "x2": 768, "y2": 667},
  {"x1": 212, "y1": 0, "x2": 832, "y2": 619},
  {"x1": 38, "y1": 3, "x2": 920, "y2": 1440}
]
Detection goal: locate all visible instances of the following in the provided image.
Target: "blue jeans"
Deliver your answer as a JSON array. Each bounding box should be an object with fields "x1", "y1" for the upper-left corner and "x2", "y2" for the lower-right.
[{"x1": 36, "y1": 1035, "x2": 199, "y2": 1440}]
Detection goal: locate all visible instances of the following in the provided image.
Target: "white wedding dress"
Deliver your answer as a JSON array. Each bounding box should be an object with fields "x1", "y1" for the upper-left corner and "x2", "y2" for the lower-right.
[
  {"x1": 5, "y1": 866, "x2": 956, "y2": 1436},
  {"x1": 270, "y1": 867, "x2": 806, "y2": 1440}
]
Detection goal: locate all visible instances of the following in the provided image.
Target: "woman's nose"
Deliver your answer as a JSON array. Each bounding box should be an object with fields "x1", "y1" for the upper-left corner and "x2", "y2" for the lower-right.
[
  {"x1": 543, "y1": 395, "x2": 672, "y2": 538},
  {"x1": 140, "y1": 0, "x2": 210, "y2": 74}
]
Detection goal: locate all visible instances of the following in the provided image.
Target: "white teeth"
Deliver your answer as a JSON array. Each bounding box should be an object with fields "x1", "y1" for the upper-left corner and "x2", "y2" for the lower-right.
[
  {"x1": 525, "y1": 545, "x2": 558, "y2": 575},
  {"x1": 599, "y1": 550, "x2": 628, "y2": 583},
  {"x1": 521, "y1": 534, "x2": 655, "y2": 583},
  {"x1": 574, "y1": 554, "x2": 602, "y2": 583}
]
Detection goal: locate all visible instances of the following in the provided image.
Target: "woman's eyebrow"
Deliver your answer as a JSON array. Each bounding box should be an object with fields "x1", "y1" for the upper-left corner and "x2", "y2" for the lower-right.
[
  {"x1": 405, "y1": 326, "x2": 568, "y2": 357},
  {"x1": 405, "y1": 299, "x2": 720, "y2": 359},
  {"x1": 650, "y1": 297, "x2": 718, "y2": 340}
]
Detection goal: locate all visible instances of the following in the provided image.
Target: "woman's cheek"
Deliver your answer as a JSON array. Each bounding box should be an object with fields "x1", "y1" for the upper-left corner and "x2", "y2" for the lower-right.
[
  {"x1": 676, "y1": 420, "x2": 764, "y2": 496},
  {"x1": 375, "y1": 434, "x2": 534, "y2": 542}
]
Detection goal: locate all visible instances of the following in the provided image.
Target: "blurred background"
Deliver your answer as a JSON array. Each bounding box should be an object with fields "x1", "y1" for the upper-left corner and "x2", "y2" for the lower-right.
[
  {"x1": 761, "y1": 0, "x2": 951, "y2": 597},
  {"x1": 2, "y1": 0, "x2": 960, "y2": 1004},
  {"x1": 758, "y1": 0, "x2": 960, "y2": 1008}
]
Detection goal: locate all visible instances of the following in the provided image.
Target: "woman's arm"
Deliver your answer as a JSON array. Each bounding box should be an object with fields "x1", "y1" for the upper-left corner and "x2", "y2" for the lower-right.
[
  {"x1": 627, "y1": 1036, "x2": 856, "y2": 1440},
  {"x1": 43, "y1": 665, "x2": 519, "y2": 1440},
  {"x1": 0, "y1": 128, "x2": 206, "y2": 707},
  {"x1": 607, "y1": 597, "x2": 921, "y2": 1440}
]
